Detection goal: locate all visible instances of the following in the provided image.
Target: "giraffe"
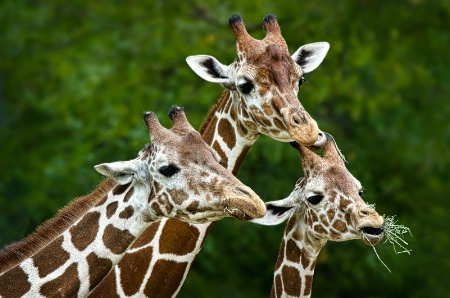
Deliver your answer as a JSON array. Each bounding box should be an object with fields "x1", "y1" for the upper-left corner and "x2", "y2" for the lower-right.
[
  {"x1": 0, "y1": 107, "x2": 266, "y2": 297},
  {"x1": 251, "y1": 133, "x2": 385, "y2": 298},
  {"x1": 89, "y1": 13, "x2": 330, "y2": 297}
]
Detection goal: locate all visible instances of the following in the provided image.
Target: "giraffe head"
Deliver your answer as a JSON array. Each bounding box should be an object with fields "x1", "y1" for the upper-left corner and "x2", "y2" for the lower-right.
[
  {"x1": 95, "y1": 107, "x2": 266, "y2": 223},
  {"x1": 253, "y1": 133, "x2": 385, "y2": 249},
  {"x1": 186, "y1": 14, "x2": 329, "y2": 145}
]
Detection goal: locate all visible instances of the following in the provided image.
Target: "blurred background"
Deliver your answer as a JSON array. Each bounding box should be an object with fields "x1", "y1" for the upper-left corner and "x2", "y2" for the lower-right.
[{"x1": 1, "y1": 1, "x2": 448, "y2": 297}]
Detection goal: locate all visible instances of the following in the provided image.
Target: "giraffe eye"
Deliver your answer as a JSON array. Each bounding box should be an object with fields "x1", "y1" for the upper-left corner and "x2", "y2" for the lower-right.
[
  {"x1": 238, "y1": 82, "x2": 254, "y2": 94},
  {"x1": 298, "y1": 77, "x2": 308, "y2": 88},
  {"x1": 359, "y1": 190, "x2": 364, "y2": 196},
  {"x1": 158, "y1": 164, "x2": 180, "y2": 177},
  {"x1": 307, "y1": 194, "x2": 324, "y2": 205}
]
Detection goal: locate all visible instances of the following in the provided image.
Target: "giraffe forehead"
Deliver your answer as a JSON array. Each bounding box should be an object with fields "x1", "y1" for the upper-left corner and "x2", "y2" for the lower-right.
[
  {"x1": 239, "y1": 50, "x2": 299, "y2": 84},
  {"x1": 323, "y1": 165, "x2": 361, "y2": 195},
  {"x1": 153, "y1": 133, "x2": 213, "y2": 163}
]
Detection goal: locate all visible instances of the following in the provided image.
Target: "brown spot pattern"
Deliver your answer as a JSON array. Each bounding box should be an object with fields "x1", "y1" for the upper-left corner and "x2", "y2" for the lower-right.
[
  {"x1": 345, "y1": 212, "x2": 352, "y2": 226},
  {"x1": 168, "y1": 189, "x2": 189, "y2": 205},
  {"x1": 285, "y1": 216, "x2": 297, "y2": 234},
  {"x1": 151, "y1": 202, "x2": 163, "y2": 217},
  {"x1": 186, "y1": 201, "x2": 199, "y2": 214},
  {"x1": 293, "y1": 229, "x2": 303, "y2": 242},
  {"x1": 304, "y1": 274, "x2": 314, "y2": 297},
  {"x1": 88, "y1": 272, "x2": 120, "y2": 298},
  {"x1": 118, "y1": 246, "x2": 153, "y2": 296},
  {"x1": 113, "y1": 182, "x2": 131, "y2": 196},
  {"x1": 158, "y1": 192, "x2": 172, "y2": 214},
  {"x1": 0, "y1": 266, "x2": 31, "y2": 297},
  {"x1": 87, "y1": 252, "x2": 113, "y2": 291},
  {"x1": 32, "y1": 236, "x2": 69, "y2": 278},
  {"x1": 314, "y1": 224, "x2": 326, "y2": 234},
  {"x1": 274, "y1": 240, "x2": 285, "y2": 271},
  {"x1": 258, "y1": 84, "x2": 269, "y2": 97},
  {"x1": 281, "y1": 265, "x2": 301, "y2": 296},
  {"x1": 129, "y1": 221, "x2": 161, "y2": 249},
  {"x1": 301, "y1": 249, "x2": 311, "y2": 270},
  {"x1": 236, "y1": 120, "x2": 248, "y2": 137},
  {"x1": 218, "y1": 118, "x2": 236, "y2": 149},
  {"x1": 262, "y1": 102, "x2": 274, "y2": 116},
  {"x1": 243, "y1": 120, "x2": 257, "y2": 131},
  {"x1": 212, "y1": 141, "x2": 228, "y2": 167},
  {"x1": 40, "y1": 262, "x2": 80, "y2": 297},
  {"x1": 232, "y1": 145, "x2": 250, "y2": 175},
  {"x1": 200, "y1": 114, "x2": 218, "y2": 146},
  {"x1": 230, "y1": 104, "x2": 238, "y2": 121},
  {"x1": 255, "y1": 111, "x2": 272, "y2": 127},
  {"x1": 159, "y1": 220, "x2": 200, "y2": 255},
  {"x1": 124, "y1": 187, "x2": 134, "y2": 203},
  {"x1": 144, "y1": 260, "x2": 188, "y2": 297},
  {"x1": 274, "y1": 274, "x2": 282, "y2": 298},
  {"x1": 285, "y1": 239, "x2": 301, "y2": 263},
  {"x1": 70, "y1": 211, "x2": 101, "y2": 251},
  {"x1": 333, "y1": 220, "x2": 348, "y2": 232},
  {"x1": 327, "y1": 209, "x2": 336, "y2": 222},
  {"x1": 241, "y1": 106, "x2": 249, "y2": 119},
  {"x1": 340, "y1": 198, "x2": 352, "y2": 209},
  {"x1": 102, "y1": 224, "x2": 135, "y2": 255},
  {"x1": 119, "y1": 206, "x2": 135, "y2": 219},
  {"x1": 106, "y1": 201, "x2": 118, "y2": 219}
]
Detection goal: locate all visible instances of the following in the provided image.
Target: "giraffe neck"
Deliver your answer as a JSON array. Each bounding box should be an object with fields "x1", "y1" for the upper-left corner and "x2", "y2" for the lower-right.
[
  {"x1": 0, "y1": 179, "x2": 156, "y2": 297},
  {"x1": 89, "y1": 91, "x2": 259, "y2": 297},
  {"x1": 200, "y1": 90, "x2": 258, "y2": 174},
  {"x1": 271, "y1": 215, "x2": 326, "y2": 298}
]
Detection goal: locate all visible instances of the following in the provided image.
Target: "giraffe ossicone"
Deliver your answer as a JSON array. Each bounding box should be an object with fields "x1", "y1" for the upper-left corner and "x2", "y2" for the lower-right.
[
  {"x1": 187, "y1": 13, "x2": 329, "y2": 146},
  {"x1": 0, "y1": 106, "x2": 265, "y2": 297},
  {"x1": 252, "y1": 133, "x2": 385, "y2": 297}
]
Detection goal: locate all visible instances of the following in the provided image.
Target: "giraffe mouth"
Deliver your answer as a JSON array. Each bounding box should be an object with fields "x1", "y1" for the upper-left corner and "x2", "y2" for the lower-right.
[
  {"x1": 224, "y1": 206, "x2": 253, "y2": 221},
  {"x1": 360, "y1": 225, "x2": 385, "y2": 246}
]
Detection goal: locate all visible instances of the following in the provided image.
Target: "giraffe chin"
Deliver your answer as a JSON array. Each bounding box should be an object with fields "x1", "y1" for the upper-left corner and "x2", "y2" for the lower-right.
[{"x1": 360, "y1": 226, "x2": 385, "y2": 246}]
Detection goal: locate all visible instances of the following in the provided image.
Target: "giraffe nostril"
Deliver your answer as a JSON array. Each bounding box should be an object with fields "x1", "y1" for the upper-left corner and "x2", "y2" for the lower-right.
[
  {"x1": 291, "y1": 114, "x2": 302, "y2": 125},
  {"x1": 234, "y1": 187, "x2": 251, "y2": 197},
  {"x1": 360, "y1": 209, "x2": 370, "y2": 216}
]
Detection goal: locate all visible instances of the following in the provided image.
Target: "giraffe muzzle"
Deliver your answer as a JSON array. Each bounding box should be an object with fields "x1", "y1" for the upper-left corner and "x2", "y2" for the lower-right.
[
  {"x1": 223, "y1": 186, "x2": 266, "y2": 220},
  {"x1": 286, "y1": 111, "x2": 319, "y2": 146}
]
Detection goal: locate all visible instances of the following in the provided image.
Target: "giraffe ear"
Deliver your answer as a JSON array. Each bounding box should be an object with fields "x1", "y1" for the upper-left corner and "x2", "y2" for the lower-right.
[
  {"x1": 291, "y1": 42, "x2": 330, "y2": 74},
  {"x1": 95, "y1": 160, "x2": 149, "y2": 185},
  {"x1": 186, "y1": 55, "x2": 233, "y2": 88},
  {"x1": 250, "y1": 198, "x2": 296, "y2": 226}
]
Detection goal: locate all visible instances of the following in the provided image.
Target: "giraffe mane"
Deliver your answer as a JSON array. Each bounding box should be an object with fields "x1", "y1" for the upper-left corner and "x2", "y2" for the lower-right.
[
  {"x1": 0, "y1": 178, "x2": 117, "y2": 274},
  {"x1": 198, "y1": 89, "x2": 230, "y2": 135}
]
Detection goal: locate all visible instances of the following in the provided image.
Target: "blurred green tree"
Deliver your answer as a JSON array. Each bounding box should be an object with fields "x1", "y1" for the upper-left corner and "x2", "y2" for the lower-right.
[{"x1": 1, "y1": 0, "x2": 448, "y2": 297}]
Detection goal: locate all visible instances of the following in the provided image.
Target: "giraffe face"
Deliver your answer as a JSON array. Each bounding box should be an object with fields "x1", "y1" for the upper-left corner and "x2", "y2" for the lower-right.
[
  {"x1": 232, "y1": 45, "x2": 315, "y2": 143},
  {"x1": 297, "y1": 164, "x2": 384, "y2": 245},
  {"x1": 146, "y1": 132, "x2": 266, "y2": 223},
  {"x1": 252, "y1": 134, "x2": 385, "y2": 247},
  {"x1": 186, "y1": 14, "x2": 329, "y2": 146},
  {"x1": 98, "y1": 107, "x2": 265, "y2": 224},
  {"x1": 294, "y1": 137, "x2": 385, "y2": 246}
]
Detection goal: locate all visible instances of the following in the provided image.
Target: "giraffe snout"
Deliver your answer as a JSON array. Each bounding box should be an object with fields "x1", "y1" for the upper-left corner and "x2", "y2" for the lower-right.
[
  {"x1": 224, "y1": 186, "x2": 266, "y2": 220},
  {"x1": 285, "y1": 110, "x2": 319, "y2": 146}
]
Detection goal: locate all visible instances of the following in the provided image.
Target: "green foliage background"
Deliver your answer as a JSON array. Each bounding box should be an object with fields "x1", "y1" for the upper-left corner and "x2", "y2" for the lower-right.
[{"x1": 1, "y1": 1, "x2": 448, "y2": 297}]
